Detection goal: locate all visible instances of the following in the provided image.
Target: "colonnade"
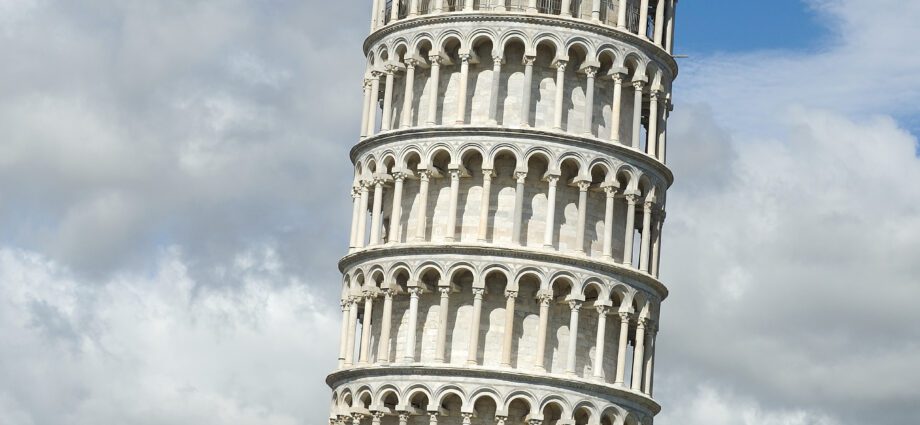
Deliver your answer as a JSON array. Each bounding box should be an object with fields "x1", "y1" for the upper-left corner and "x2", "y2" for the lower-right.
[
  {"x1": 347, "y1": 170, "x2": 665, "y2": 278},
  {"x1": 360, "y1": 55, "x2": 671, "y2": 164},
  {"x1": 337, "y1": 284, "x2": 659, "y2": 396},
  {"x1": 370, "y1": 0, "x2": 678, "y2": 54}
]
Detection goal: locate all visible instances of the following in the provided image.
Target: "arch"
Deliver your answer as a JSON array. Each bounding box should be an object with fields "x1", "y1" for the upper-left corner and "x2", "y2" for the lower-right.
[
  {"x1": 538, "y1": 395, "x2": 571, "y2": 421},
  {"x1": 580, "y1": 277, "x2": 609, "y2": 301},
  {"x1": 481, "y1": 265, "x2": 512, "y2": 290},
  {"x1": 514, "y1": 267, "x2": 545, "y2": 290},
  {"x1": 375, "y1": 385, "x2": 401, "y2": 410},
  {"x1": 468, "y1": 387, "x2": 502, "y2": 410},
  {"x1": 400, "y1": 148, "x2": 423, "y2": 173},
  {"x1": 532, "y1": 33, "x2": 563, "y2": 60},
  {"x1": 609, "y1": 283, "x2": 631, "y2": 308},
  {"x1": 588, "y1": 159, "x2": 613, "y2": 184},
  {"x1": 468, "y1": 29, "x2": 498, "y2": 54},
  {"x1": 425, "y1": 145, "x2": 454, "y2": 170},
  {"x1": 501, "y1": 390, "x2": 537, "y2": 416},
  {"x1": 614, "y1": 165, "x2": 638, "y2": 192},
  {"x1": 413, "y1": 262, "x2": 445, "y2": 286},
  {"x1": 572, "y1": 401, "x2": 599, "y2": 424},
  {"x1": 437, "y1": 30, "x2": 465, "y2": 55},
  {"x1": 447, "y1": 262, "x2": 478, "y2": 285},
  {"x1": 499, "y1": 30, "x2": 530, "y2": 56},
  {"x1": 433, "y1": 384, "x2": 467, "y2": 410},
  {"x1": 487, "y1": 144, "x2": 523, "y2": 170}
]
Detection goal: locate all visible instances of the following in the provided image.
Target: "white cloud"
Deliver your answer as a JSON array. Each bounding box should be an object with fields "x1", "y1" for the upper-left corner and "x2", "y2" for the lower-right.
[{"x1": 0, "y1": 246, "x2": 338, "y2": 425}]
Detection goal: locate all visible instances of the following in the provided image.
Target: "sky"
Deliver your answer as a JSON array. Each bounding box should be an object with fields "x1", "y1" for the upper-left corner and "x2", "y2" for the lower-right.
[{"x1": 0, "y1": 1, "x2": 918, "y2": 425}]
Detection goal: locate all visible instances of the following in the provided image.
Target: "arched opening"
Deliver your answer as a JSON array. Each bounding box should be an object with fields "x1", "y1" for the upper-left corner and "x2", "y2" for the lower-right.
[
  {"x1": 533, "y1": 39, "x2": 559, "y2": 128},
  {"x1": 516, "y1": 272, "x2": 542, "y2": 369},
  {"x1": 468, "y1": 36, "x2": 495, "y2": 125},
  {"x1": 482, "y1": 269, "x2": 510, "y2": 367},
  {"x1": 508, "y1": 398, "x2": 534, "y2": 425},
  {"x1": 472, "y1": 395, "x2": 498, "y2": 425},
  {"x1": 558, "y1": 158, "x2": 582, "y2": 253},
  {"x1": 541, "y1": 401, "x2": 564, "y2": 425},
  {"x1": 548, "y1": 276, "x2": 574, "y2": 373},
  {"x1": 459, "y1": 149, "x2": 485, "y2": 242},
  {"x1": 523, "y1": 152, "x2": 551, "y2": 247},
  {"x1": 498, "y1": 38, "x2": 527, "y2": 126},
  {"x1": 573, "y1": 406, "x2": 592, "y2": 425},
  {"x1": 490, "y1": 150, "x2": 519, "y2": 244},
  {"x1": 448, "y1": 267, "x2": 476, "y2": 363}
]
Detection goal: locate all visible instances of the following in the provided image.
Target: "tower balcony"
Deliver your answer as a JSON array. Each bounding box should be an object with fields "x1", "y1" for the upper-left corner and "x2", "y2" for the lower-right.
[{"x1": 370, "y1": 0, "x2": 678, "y2": 55}]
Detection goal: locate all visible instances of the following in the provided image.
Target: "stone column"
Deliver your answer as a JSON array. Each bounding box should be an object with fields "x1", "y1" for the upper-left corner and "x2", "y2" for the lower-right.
[
  {"x1": 414, "y1": 171, "x2": 432, "y2": 241},
  {"x1": 388, "y1": 172, "x2": 407, "y2": 243},
  {"x1": 534, "y1": 292, "x2": 553, "y2": 371},
  {"x1": 349, "y1": 186, "x2": 362, "y2": 250},
  {"x1": 390, "y1": 0, "x2": 400, "y2": 25},
  {"x1": 643, "y1": 322, "x2": 658, "y2": 395},
  {"x1": 527, "y1": 0, "x2": 538, "y2": 13},
  {"x1": 565, "y1": 300, "x2": 582, "y2": 374},
  {"x1": 372, "y1": 412, "x2": 384, "y2": 425},
  {"x1": 575, "y1": 180, "x2": 591, "y2": 254},
  {"x1": 403, "y1": 287, "x2": 422, "y2": 362},
  {"x1": 466, "y1": 288, "x2": 485, "y2": 365},
  {"x1": 543, "y1": 175, "x2": 560, "y2": 248},
  {"x1": 631, "y1": 317, "x2": 648, "y2": 391},
  {"x1": 377, "y1": 289, "x2": 395, "y2": 364},
  {"x1": 464, "y1": 0, "x2": 474, "y2": 11},
  {"x1": 512, "y1": 171, "x2": 528, "y2": 245},
  {"x1": 552, "y1": 60, "x2": 567, "y2": 130},
  {"x1": 338, "y1": 299, "x2": 351, "y2": 368},
  {"x1": 369, "y1": 178, "x2": 385, "y2": 246},
  {"x1": 354, "y1": 413, "x2": 367, "y2": 425},
  {"x1": 360, "y1": 79, "x2": 372, "y2": 138},
  {"x1": 622, "y1": 193, "x2": 637, "y2": 266},
  {"x1": 616, "y1": 0, "x2": 628, "y2": 29},
  {"x1": 359, "y1": 291, "x2": 375, "y2": 364},
  {"x1": 433, "y1": 0, "x2": 443, "y2": 13},
  {"x1": 631, "y1": 81, "x2": 645, "y2": 150},
  {"x1": 659, "y1": 99, "x2": 670, "y2": 162},
  {"x1": 614, "y1": 312, "x2": 631, "y2": 386},
  {"x1": 647, "y1": 90, "x2": 660, "y2": 158},
  {"x1": 445, "y1": 168, "x2": 462, "y2": 242},
  {"x1": 501, "y1": 290, "x2": 518, "y2": 367},
  {"x1": 434, "y1": 286, "x2": 451, "y2": 363},
  {"x1": 455, "y1": 53, "x2": 471, "y2": 124},
  {"x1": 561, "y1": 0, "x2": 572, "y2": 16},
  {"x1": 639, "y1": 0, "x2": 650, "y2": 39},
  {"x1": 591, "y1": 0, "x2": 602, "y2": 22},
  {"x1": 401, "y1": 59, "x2": 417, "y2": 129},
  {"x1": 357, "y1": 182, "x2": 370, "y2": 248},
  {"x1": 370, "y1": 0, "x2": 381, "y2": 31},
  {"x1": 521, "y1": 56, "x2": 535, "y2": 127},
  {"x1": 426, "y1": 56, "x2": 442, "y2": 125},
  {"x1": 398, "y1": 413, "x2": 409, "y2": 425},
  {"x1": 639, "y1": 201, "x2": 653, "y2": 272},
  {"x1": 654, "y1": 0, "x2": 666, "y2": 45},
  {"x1": 461, "y1": 413, "x2": 473, "y2": 425},
  {"x1": 409, "y1": 0, "x2": 420, "y2": 17},
  {"x1": 651, "y1": 211, "x2": 665, "y2": 277},
  {"x1": 367, "y1": 71, "x2": 382, "y2": 136},
  {"x1": 488, "y1": 55, "x2": 503, "y2": 125},
  {"x1": 583, "y1": 67, "x2": 597, "y2": 136},
  {"x1": 665, "y1": 0, "x2": 676, "y2": 53},
  {"x1": 609, "y1": 72, "x2": 624, "y2": 143},
  {"x1": 345, "y1": 297, "x2": 359, "y2": 367},
  {"x1": 477, "y1": 169, "x2": 494, "y2": 242},
  {"x1": 602, "y1": 186, "x2": 617, "y2": 259},
  {"x1": 593, "y1": 305, "x2": 609, "y2": 380}
]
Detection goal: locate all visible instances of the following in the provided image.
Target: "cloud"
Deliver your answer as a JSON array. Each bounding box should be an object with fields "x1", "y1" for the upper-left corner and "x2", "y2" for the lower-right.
[
  {"x1": 0, "y1": 246, "x2": 338, "y2": 425},
  {"x1": 0, "y1": 0, "x2": 917, "y2": 424}
]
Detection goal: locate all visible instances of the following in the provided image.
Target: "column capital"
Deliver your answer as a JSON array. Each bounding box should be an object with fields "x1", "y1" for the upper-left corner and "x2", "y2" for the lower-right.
[
  {"x1": 418, "y1": 170, "x2": 433, "y2": 182},
  {"x1": 643, "y1": 200, "x2": 655, "y2": 213},
  {"x1": 351, "y1": 186, "x2": 362, "y2": 198},
  {"x1": 515, "y1": 171, "x2": 528, "y2": 183},
  {"x1": 428, "y1": 55, "x2": 443, "y2": 66},
  {"x1": 568, "y1": 299, "x2": 583, "y2": 311},
  {"x1": 458, "y1": 53, "x2": 471, "y2": 63},
  {"x1": 638, "y1": 316, "x2": 653, "y2": 329},
  {"x1": 632, "y1": 80, "x2": 647, "y2": 91},
  {"x1": 481, "y1": 168, "x2": 496, "y2": 178},
  {"x1": 545, "y1": 173, "x2": 560, "y2": 185},
  {"x1": 583, "y1": 66, "x2": 599, "y2": 78},
  {"x1": 492, "y1": 54, "x2": 505, "y2": 66},
  {"x1": 596, "y1": 305, "x2": 609, "y2": 316},
  {"x1": 576, "y1": 180, "x2": 592, "y2": 192},
  {"x1": 536, "y1": 292, "x2": 554, "y2": 306},
  {"x1": 404, "y1": 58, "x2": 419, "y2": 69},
  {"x1": 505, "y1": 290, "x2": 518, "y2": 299},
  {"x1": 608, "y1": 69, "x2": 628, "y2": 82},
  {"x1": 448, "y1": 169, "x2": 462, "y2": 180},
  {"x1": 408, "y1": 287, "x2": 423, "y2": 296},
  {"x1": 603, "y1": 184, "x2": 619, "y2": 197},
  {"x1": 370, "y1": 69, "x2": 384, "y2": 79},
  {"x1": 522, "y1": 55, "x2": 536, "y2": 66},
  {"x1": 649, "y1": 89, "x2": 663, "y2": 100},
  {"x1": 618, "y1": 311, "x2": 633, "y2": 322},
  {"x1": 398, "y1": 412, "x2": 410, "y2": 422},
  {"x1": 472, "y1": 288, "x2": 485, "y2": 298},
  {"x1": 624, "y1": 193, "x2": 639, "y2": 205},
  {"x1": 391, "y1": 171, "x2": 408, "y2": 182},
  {"x1": 438, "y1": 286, "x2": 451, "y2": 296},
  {"x1": 372, "y1": 412, "x2": 385, "y2": 420},
  {"x1": 553, "y1": 59, "x2": 568, "y2": 71},
  {"x1": 528, "y1": 419, "x2": 543, "y2": 425},
  {"x1": 495, "y1": 415, "x2": 508, "y2": 425}
]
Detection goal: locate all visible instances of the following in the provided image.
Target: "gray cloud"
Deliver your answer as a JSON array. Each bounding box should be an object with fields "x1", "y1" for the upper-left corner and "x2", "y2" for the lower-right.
[{"x1": 0, "y1": 0, "x2": 917, "y2": 424}]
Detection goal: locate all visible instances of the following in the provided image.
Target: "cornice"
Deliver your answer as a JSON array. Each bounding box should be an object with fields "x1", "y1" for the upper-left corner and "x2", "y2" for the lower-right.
[
  {"x1": 352, "y1": 126, "x2": 675, "y2": 188},
  {"x1": 338, "y1": 242, "x2": 669, "y2": 300},
  {"x1": 326, "y1": 364, "x2": 662, "y2": 414},
  {"x1": 362, "y1": 12, "x2": 678, "y2": 79}
]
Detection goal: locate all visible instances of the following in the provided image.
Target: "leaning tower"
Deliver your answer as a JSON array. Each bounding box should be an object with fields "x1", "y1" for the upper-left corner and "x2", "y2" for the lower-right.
[{"x1": 330, "y1": 1, "x2": 677, "y2": 425}]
